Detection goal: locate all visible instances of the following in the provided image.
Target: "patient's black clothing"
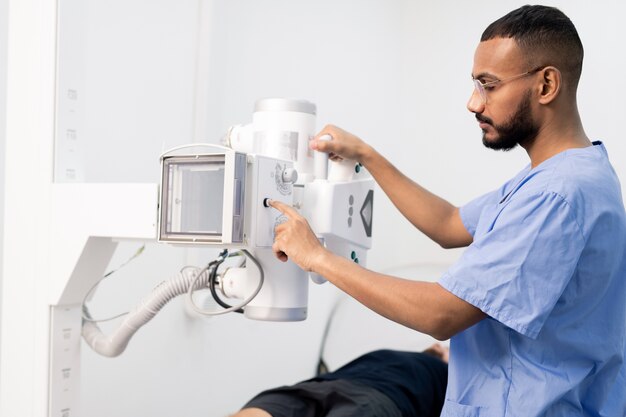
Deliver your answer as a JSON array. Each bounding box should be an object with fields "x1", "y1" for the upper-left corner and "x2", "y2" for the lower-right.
[
  {"x1": 244, "y1": 379, "x2": 402, "y2": 417},
  {"x1": 243, "y1": 350, "x2": 448, "y2": 417}
]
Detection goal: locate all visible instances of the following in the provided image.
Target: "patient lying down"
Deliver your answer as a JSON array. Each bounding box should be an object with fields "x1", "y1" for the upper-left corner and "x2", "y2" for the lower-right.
[{"x1": 231, "y1": 344, "x2": 449, "y2": 417}]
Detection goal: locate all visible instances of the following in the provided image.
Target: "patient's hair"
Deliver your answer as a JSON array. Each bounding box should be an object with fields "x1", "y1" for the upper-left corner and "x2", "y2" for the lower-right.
[{"x1": 482, "y1": 5, "x2": 584, "y2": 91}]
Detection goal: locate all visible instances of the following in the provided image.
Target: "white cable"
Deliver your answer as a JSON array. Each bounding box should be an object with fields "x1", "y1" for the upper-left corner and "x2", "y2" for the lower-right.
[
  {"x1": 186, "y1": 249, "x2": 264, "y2": 316},
  {"x1": 159, "y1": 142, "x2": 232, "y2": 159},
  {"x1": 81, "y1": 245, "x2": 145, "y2": 323}
]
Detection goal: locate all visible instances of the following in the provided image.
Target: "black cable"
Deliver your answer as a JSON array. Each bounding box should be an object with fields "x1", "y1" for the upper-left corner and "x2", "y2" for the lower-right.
[{"x1": 208, "y1": 250, "x2": 244, "y2": 314}]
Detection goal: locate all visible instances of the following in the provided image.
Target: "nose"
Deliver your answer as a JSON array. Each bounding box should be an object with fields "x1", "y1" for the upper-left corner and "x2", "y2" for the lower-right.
[{"x1": 467, "y1": 88, "x2": 485, "y2": 114}]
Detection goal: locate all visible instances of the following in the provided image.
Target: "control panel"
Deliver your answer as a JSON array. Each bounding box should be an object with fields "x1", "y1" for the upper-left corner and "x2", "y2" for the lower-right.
[{"x1": 251, "y1": 155, "x2": 297, "y2": 247}]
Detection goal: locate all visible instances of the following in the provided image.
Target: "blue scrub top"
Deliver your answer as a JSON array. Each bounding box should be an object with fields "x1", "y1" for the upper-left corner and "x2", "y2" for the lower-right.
[{"x1": 439, "y1": 142, "x2": 626, "y2": 417}]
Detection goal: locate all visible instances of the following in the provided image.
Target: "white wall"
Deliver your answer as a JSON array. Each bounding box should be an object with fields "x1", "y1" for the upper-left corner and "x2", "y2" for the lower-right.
[
  {"x1": 2, "y1": 1, "x2": 624, "y2": 417},
  {"x1": 0, "y1": 0, "x2": 8, "y2": 378}
]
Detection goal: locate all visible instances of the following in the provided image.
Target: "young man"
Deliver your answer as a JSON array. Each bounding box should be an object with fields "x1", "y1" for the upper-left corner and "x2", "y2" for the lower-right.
[
  {"x1": 268, "y1": 5, "x2": 626, "y2": 417},
  {"x1": 234, "y1": 345, "x2": 449, "y2": 417}
]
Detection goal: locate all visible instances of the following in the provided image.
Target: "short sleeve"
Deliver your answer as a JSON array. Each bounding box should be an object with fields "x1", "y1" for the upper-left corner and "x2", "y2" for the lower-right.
[
  {"x1": 459, "y1": 170, "x2": 529, "y2": 237},
  {"x1": 460, "y1": 190, "x2": 500, "y2": 237},
  {"x1": 440, "y1": 191, "x2": 585, "y2": 338}
]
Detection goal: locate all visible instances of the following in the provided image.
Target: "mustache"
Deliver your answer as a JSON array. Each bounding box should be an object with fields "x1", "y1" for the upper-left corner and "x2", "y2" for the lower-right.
[{"x1": 476, "y1": 114, "x2": 493, "y2": 125}]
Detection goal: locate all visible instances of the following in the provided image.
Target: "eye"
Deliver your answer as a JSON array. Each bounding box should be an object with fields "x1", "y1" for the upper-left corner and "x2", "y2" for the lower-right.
[{"x1": 481, "y1": 79, "x2": 499, "y2": 91}]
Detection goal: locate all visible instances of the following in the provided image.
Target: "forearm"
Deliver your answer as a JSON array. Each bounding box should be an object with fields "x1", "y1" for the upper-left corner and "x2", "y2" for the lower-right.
[
  {"x1": 313, "y1": 250, "x2": 485, "y2": 340},
  {"x1": 268, "y1": 198, "x2": 485, "y2": 338},
  {"x1": 360, "y1": 147, "x2": 472, "y2": 248}
]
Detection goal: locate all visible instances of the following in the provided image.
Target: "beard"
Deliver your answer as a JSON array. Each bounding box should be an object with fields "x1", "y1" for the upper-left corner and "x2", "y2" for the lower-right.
[{"x1": 478, "y1": 91, "x2": 539, "y2": 151}]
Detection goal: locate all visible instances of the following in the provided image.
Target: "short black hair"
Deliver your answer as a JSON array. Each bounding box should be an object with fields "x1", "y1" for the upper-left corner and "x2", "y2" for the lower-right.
[{"x1": 482, "y1": 5, "x2": 584, "y2": 89}]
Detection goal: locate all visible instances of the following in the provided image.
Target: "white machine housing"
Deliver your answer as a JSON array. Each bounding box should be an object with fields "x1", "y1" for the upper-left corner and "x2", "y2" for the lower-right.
[{"x1": 157, "y1": 98, "x2": 375, "y2": 321}]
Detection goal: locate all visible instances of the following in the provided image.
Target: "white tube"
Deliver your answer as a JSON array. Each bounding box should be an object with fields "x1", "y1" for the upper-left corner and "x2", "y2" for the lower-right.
[
  {"x1": 328, "y1": 159, "x2": 357, "y2": 182},
  {"x1": 224, "y1": 124, "x2": 255, "y2": 153},
  {"x1": 81, "y1": 266, "x2": 213, "y2": 357},
  {"x1": 220, "y1": 267, "x2": 249, "y2": 299},
  {"x1": 252, "y1": 98, "x2": 317, "y2": 183},
  {"x1": 242, "y1": 248, "x2": 308, "y2": 321},
  {"x1": 313, "y1": 134, "x2": 331, "y2": 181}
]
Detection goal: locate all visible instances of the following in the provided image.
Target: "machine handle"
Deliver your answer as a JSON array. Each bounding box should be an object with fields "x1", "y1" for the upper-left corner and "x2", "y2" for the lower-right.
[{"x1": 313, "y1": 134, "x2": 332, "y2": 180}]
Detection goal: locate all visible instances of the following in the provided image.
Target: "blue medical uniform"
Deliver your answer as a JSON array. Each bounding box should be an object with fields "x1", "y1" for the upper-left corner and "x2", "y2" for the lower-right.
[{"x1": 438, "y1": 142, "x2": 626, "y2": 417}]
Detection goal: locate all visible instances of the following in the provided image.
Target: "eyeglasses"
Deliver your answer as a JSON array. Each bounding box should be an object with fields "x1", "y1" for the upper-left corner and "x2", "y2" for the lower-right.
[{"x1": 472, "y1": 66, "x2": 546, "y2": 104}]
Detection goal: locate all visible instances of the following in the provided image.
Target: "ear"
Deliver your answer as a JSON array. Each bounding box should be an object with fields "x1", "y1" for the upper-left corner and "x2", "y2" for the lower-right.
[{"x1": 538, "y1": 66, "x2": 561, "y2": 105}]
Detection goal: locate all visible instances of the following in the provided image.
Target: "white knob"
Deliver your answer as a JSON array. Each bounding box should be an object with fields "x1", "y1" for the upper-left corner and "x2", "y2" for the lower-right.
[{"x1": 282, "y1": 168, "x2": 298, "y2": 184}]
